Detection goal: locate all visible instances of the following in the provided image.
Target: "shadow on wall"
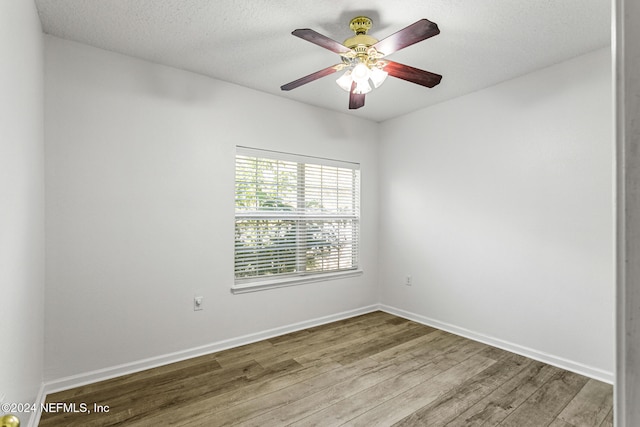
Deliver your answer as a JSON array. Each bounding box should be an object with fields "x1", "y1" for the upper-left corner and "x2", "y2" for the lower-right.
[
  {"x1": 133, "y1": 64, "x2": 220, "y2": 104},
  {"x1": 56, "y1": 38, "x2": 219, "y2": 105},
  {"x1": 486, "y1": 48, "x2": 610, "y2": 109}
]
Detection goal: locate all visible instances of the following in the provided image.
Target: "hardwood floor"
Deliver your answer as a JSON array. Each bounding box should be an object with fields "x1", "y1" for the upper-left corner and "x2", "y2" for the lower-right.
[{"x1": 39, "y1": 311, "x2": 613, "y2": 426}]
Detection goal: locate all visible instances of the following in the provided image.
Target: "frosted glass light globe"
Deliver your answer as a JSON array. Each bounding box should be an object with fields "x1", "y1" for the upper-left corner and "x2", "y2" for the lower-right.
[
  {"x1": 370, "y1": 67, "x2": 388, "y2": 88},
  {"x1": 351, "y1": 63, "x2": 371, "y2": 83},
  {"x1": 354, "y1": 80, "x2": 372, "y2": 94},
  {"x1": 336, "y1": 70, "x2": 353, "y2": 92}
]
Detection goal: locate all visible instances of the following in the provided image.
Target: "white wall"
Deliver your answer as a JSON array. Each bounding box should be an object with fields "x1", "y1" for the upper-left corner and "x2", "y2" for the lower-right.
[
  {"x1": 0, "y1": 0, "x2": 45, "y2": 423},
  {"x1": 44, "y1": 36, "x2": 379, "y2": 381},
  {"x1": 43, "y1": 32, "x2": 614, "y2": 388},
  {"x1": 378, "y1": 48, "x2": 614, "y2": 380}
]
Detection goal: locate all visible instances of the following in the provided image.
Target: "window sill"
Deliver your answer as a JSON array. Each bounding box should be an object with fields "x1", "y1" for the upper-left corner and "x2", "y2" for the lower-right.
[{"x1": 231, "y1": 270, "x2": 364, "y2": 294}]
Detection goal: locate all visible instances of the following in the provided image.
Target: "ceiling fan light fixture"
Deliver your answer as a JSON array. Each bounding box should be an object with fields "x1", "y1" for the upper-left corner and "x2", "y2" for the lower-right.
[
  {"x1": 336, "y1": 62, "x2": 386, "y2": 94},
  {"x1": 282, "y1": 16, "x2": 442, "y2": 109}
]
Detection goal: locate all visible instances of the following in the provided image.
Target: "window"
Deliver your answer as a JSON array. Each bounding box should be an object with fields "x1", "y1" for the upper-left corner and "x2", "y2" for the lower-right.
[{"x1": 233, "y1": 147, "x2": 361, "y2": 293}]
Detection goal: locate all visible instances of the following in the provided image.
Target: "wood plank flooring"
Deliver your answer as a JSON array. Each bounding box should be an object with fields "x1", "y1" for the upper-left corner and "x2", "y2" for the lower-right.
[{"x1": 39, "y1": 311, "x2": 613, "y2": 426}]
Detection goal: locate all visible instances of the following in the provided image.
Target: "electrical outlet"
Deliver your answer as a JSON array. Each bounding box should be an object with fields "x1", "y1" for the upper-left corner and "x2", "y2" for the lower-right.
[
  {"x1": 405, "y1": 275, "x2": 412, "y2": 286},
  {"x1": 194, "y1": 296, "x2": 204, "y2": 311}
]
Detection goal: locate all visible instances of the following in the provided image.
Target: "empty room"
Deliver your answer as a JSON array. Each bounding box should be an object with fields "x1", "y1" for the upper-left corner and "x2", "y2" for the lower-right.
[{"x1": 3, "y1": 1, "x2": 640, "y2": 426}]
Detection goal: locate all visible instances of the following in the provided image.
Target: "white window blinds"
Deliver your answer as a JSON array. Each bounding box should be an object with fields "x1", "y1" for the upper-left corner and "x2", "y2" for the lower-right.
[{"x1": 235, "y1": 147, "x2": 360, "y2": 282}]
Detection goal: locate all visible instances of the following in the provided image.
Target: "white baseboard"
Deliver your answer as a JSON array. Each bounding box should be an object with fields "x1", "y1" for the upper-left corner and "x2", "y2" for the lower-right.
[
  {"x1": 380, "y1": 304, "x2": 614, "y2": 384},
  {"x1": 26, "y1": 383, "x2": 46, "y2": 427},
  {"x1": 41, "y1": 304, "x2": 379, "y2": 396},
  {"x1": 38, "y1": 301, "x2": 612, "y2": 419}
]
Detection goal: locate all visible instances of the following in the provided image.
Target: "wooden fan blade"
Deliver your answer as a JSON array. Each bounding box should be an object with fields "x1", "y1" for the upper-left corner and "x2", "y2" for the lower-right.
[
  {"x1": 281, "y1": 65, "x2": 342, "y2": 91},
  {"x1": 292, "y1": 29, "x2": 352, "y2": 54},
  {"x1": 372, "y1": 19, "x2": 440, "y2": 56},
  {"x1": 349, "y1": 81, "x2": 365, "y2": 109},
  {"x1": 384, "y1": 60, "x2": 442, "y2": 88}
]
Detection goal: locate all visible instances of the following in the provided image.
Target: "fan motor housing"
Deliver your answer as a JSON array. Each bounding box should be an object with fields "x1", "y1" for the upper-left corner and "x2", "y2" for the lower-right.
[
  {"x1": 343, "y1": 34, "x2": 378, "y2": 50},
  {"x1": 344, "y1": 16, "x2": 378, "y2": 53}
]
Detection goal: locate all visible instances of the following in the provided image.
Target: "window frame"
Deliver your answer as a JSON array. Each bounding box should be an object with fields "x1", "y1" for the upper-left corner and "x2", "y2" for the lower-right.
[{"x1": 232, "y1": 146, "x2": 362, "y2": 294}]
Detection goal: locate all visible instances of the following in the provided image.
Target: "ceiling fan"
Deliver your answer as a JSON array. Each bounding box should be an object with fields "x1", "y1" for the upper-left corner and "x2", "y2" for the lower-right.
[{"x1": 281, "y1": 16, "x2": 442, "y2": 110}]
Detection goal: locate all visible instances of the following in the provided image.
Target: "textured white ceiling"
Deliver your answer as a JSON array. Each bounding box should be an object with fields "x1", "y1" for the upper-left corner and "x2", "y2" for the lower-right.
[{"x1": 35, "y1": 0, "x2": 611, "y2": 122}]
